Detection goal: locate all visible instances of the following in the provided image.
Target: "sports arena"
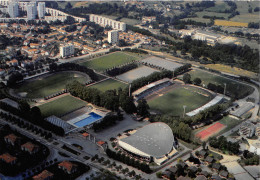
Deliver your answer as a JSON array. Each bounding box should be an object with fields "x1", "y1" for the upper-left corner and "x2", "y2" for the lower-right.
[{"x1": 117, "y1": 122, "x2": 178, "y2": 165}]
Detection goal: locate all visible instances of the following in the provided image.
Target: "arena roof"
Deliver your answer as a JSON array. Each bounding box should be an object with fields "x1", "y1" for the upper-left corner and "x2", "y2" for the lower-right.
[
  {"x1": 46, "y1": 115, "x2": 76, "y2": 134},
  {"x1": 119, "y1": 122, "x2": 174, "y2": 158}
]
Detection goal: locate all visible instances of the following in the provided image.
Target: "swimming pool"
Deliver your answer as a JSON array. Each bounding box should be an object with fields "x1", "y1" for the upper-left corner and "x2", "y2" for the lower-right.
[{"x1": 73, "y1": 112, "x2": 102, "y2": 127}]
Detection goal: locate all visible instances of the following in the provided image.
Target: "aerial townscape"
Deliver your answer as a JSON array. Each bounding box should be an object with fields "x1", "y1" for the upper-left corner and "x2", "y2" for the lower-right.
[{"x1": 0, "y1": 0, "x2": 259, "y2": 180}]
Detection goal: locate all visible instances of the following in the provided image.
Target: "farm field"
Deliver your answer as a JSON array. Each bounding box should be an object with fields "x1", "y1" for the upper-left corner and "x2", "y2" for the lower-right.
[
  {"x1": 89, "y1": 79, "x2": 127, "y2": 92},
  {"x1": 205, "y1": 1, "x2": 230, "y2": 12},
  {"x1": 147, "y1": 86, "x2": 212, "y2": 116},
  {"x1": 230, "y1": 14, "x2": 260, "y2": 23},
  {"x1": 196, "y1": 11, "x2": 231, "y2": 20},
  {"x1": 14, "y1": 72, "x2": 90, "y2": 99},
  {"x1": 188, "y1": 69, "x2": 254, "y2": 99},
  {"x1": 182, "y1": 17, "x2": 210, "y2": 23},
  {"x1": 80, "y1": 52, "x2": 140, "y2": 72},
  {"x1": 214, "y1": 20, "x2": 248, "y2": 27},
  {"x1": 116, "y1": 66, "x2": 159, "y2": 83},
  {"x1": 142, "y1": 56, "x2": 182, "y2": 71},
  {"x1": 38, "y1": 95, "x2": 87, "y2": 117}
]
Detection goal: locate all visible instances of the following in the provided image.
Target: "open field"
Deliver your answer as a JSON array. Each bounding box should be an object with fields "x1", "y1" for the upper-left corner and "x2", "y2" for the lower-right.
[
  {"x1": 204, "y1": 64, "x2": 258, "y2": 79},
  {"x1": 230, "y1": 14, "x2": 260, "y2": 23},
  {"x1": 196, "y1": 11, "x2": 231, "y2": 20},
  {"x1": 205, "y1": 1, "x2": 230, "y2": 12},
  {"x1": 183, "y1": 17, "x2": 211, "y2": 23},
  {"x1": 116, "y1": 66, "x2": 159, "y2": 83},
  {"x1": 120, "y1": 18, "x2": 141, "y2": 25},
  {"x1": 142, "y1": 56, "x2": 182, "y2": 71},
  {"x1": 147, "y1": 86, "x2": 212, "y2": 116},
  {"x1": 188, "y1": 69, "x2": 255, "y2": 98},
  {"x1": 196, "y1": 122, "x2": 226, "y2": 141},
  {"x1": 38, "y1": 95, "x2": 87, "y2": 117},
  {"x1": 14, "y1": 72, "x2": 90, "y2": 99},
  {"x1": 89, "y1": 79, "x2": 127, "y2": 92},
  {"x1": 80, "y1": 52, "x2": 140, "y2": 72},
  {"x1": 214, "y1": 20, "x2": 248, "y2": 27}
]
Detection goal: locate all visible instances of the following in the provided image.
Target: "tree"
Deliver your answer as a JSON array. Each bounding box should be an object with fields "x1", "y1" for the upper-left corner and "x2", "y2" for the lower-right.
[
  {"x1": 65, "y1": 2, "x2": 72, "y2": 10},
  {"x1": 137, "y1": 99, "x2": 150, "y2": 117},
  {"x1": 183, "y1": 73, "x2": 191, "y2": 84},
  {"x1": 193, "y1": 78, "x2": 202, "y2": 86}
]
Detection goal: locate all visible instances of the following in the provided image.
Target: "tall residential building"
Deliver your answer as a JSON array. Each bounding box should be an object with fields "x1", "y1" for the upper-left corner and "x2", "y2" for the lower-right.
[
  {"x1": 8, "y1": 2, "x2": 19, "y2": 18},
  {"x1": 37, "y1": 2, "x2": 45, "y2": 19},
  {"x1": 60, "y1": 45, "x2": 74, "y2": 58},
  {"x1": 108, "y1": 30, "x2": 119, "y2": 44},
  {"x1": 27, "y1": 2, "x2": 37, "y2": 20}
]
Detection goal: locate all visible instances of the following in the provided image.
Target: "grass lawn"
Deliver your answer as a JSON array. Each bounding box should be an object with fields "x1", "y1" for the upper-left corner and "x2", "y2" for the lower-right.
[
  {"x1": 148, "y1": 86, "x2": 212, "y2": 116},
  {"x1": 89, "y1": 79, "x2": 128, "y2": 92},
  {"x1": 80, "y1": 52, "x2": 140, "y2": 72},
  {"x1": 15, "y1": 72, "x2": 89, "y2": 99},
  {"x1": 205, "y1": 1, "x2": 231, "y2": 12},
  {"x1": 188, "y1": 69, "x2": 254, "y2": 99},
  {"x1": 38, "y1": 95, "x2": 87, "y2": 117}
]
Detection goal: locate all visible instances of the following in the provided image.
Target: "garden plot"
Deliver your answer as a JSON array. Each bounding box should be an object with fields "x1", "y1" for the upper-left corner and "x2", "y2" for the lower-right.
[
  {"x1": 116, "y1": 66, "x2": 159, "y2": 83},
  {"x1": 142, "y1": 56, "x2": 182, "y2": 71}
]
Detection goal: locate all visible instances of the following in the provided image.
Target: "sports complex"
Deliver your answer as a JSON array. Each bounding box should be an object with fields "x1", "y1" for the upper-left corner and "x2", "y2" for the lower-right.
[{"x1": 9, "y1": 51, "x2": 253, "y2": 143}]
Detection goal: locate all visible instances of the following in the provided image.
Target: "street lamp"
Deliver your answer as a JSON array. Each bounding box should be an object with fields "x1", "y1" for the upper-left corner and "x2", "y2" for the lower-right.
[{"x1": 183, "y1": 105, "x2": 187, "y2": 118}]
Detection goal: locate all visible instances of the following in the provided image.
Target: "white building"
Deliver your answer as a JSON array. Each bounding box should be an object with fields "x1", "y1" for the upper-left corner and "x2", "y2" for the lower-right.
[
  {"x1": 27, "y1": 2, "x2": 37, "y2": 20},
  {"x1": 37, "y1": 2, "x2": 45, "y2": 19},
  {"x1": 193, "y1": 30, "x2": 220, "y2": 45},
  {"x1": 8, "y1": 2, "x2": 19, "y2": 18},
  {"x1": 108, "y1": 30, "x2": 119, "y2": 44},
  {"x1": 89, "y1": 14, "x2": 126, "y2": 31},
  {"x1": 60, "y1": 44, "x2": 74, "y2": 58}
]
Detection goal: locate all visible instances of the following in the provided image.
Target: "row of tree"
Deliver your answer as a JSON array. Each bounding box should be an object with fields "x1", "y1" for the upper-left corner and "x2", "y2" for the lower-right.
[
  {"x1": 106, "y1": 148, "x2": 152, "y2": 173},
  {"x1": 106, "y1": 63, "x2": 138, "y2": 76}
]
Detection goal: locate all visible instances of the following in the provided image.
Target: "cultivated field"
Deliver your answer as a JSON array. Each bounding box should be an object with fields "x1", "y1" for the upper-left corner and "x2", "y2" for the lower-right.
[
  {"x1": 14, "y1": 72, "x2": 90, "y2": 99},
  {"x1": 196, "y1": 122, "x2": 226, "y2": 141},
  {"x1": 116, "y1": 66, "x2": 159, "y2": 83},
  {"x1": 188, "y1": 69, "x2": 254, "y2": 98},
  {"x1": 205, "y1": 1, "x2": 230, "y2": 12},
  {"x1": 214, "y1": 20, "x2": 248, "y2": 27},
  {"x1": 80, "y1": 52, "x2": 140, "y2": 72},
  {"x1": 38, "y1": 95, "x2": 87, "y2": 117},
  {"x1": 89, "y1": 79, "x2": 127, "y2": 92},
  {"x1": 142, "y1": 56, "x2": 182, "y2": 71},
  {"x1": 147, "y1": 86, "x2": 212, "y2": 116}
]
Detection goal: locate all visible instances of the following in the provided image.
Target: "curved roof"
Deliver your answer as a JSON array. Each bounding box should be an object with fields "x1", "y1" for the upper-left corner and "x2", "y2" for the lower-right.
[{"x1": 119, "y1": 122, "x2": 174, "y2": 158}]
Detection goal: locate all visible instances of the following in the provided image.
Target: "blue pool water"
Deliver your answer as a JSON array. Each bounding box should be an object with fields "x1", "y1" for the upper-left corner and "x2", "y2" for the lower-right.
[{"x1": 74, "y1": 112, "x2": 102, "y2": 127}]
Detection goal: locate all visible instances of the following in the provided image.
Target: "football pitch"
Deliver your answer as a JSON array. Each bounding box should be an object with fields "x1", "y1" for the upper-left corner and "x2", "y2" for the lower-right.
[
  {"x1": 15, "y1": 72, "x2": 90, "y2": 99},
  {"x1": 38, "y1": 95, "x2": 87, "y2": 117},
  {"x1": 80, "y1": 52, "x2": 140, "y2": 72},
  {"x1": 147, "y1": 86, "x2": 212, "y2": 116},
  {"x1": 188, "y1": 69, "x2": 254, "y2": 99},
  {"x1": 89, "y1": 79, "x2": 128, "y2": 92}
]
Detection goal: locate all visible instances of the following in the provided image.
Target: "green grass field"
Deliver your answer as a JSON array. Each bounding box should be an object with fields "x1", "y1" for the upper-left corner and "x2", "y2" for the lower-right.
[
  {"x1": 89, "y1": 79, "x2": 127, "y2": 92},
  {"x1": 148, "y1": 87, "x2": 212, "y2": 116},
  {"x1": 38, "y1": 95, "x2": 87, "y2": 117},
  {"x1": 188, "y1": 69, "x2": 254, "y2": 99},
  {"x1": 80, "y1": 52, "x2": 140, "y2": 72},
  {"x1": 15, "y1": 72, "x2": 90, "y2": 99},
  {"x1": 205, "y1": 1, "x2": 230, "y2": 12}
]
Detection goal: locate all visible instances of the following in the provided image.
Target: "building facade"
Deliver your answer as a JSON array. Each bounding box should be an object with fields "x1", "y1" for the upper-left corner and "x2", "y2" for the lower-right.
[
  {"x1": 60, "y1": 44, "x2": 74, "y2": 58},
  {"x1": 27, "y1": 3, "x2": 37, "y2": 20},
  {"x1": 89, "y1": 14, "x2": 126, "y2": 31},
  {"x1": 37, "y1": 2, "x2": 45, "y2": 19},
  {"x1": 8, "y1": 2, "x2": 19, "y2": 18},
  {"x1": 108, "y1": 30, "x2": 119, "y2": 44}
]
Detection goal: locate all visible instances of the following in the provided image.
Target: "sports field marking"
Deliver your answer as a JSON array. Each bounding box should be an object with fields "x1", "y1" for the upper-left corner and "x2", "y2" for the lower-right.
[{"x1": 196, "y1": 122, "x2": 226, "y2": 141}]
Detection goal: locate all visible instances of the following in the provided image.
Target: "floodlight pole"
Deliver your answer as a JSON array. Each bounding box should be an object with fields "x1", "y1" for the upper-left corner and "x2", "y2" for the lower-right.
[
  {"x1": 183, "y1": 105, "x2": 187, "y2": 118},
  {"x1": 129, "y1": 83, "x2": 131, "y2": 97},
  {"x1": 224, "y1": 83, "x2": 226, "y2": 96}
]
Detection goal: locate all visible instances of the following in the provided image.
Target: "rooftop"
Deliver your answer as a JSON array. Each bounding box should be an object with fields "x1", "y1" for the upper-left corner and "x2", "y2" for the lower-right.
[{"x1": 119, "y1": 122, "x2": 175, "y2": 158}]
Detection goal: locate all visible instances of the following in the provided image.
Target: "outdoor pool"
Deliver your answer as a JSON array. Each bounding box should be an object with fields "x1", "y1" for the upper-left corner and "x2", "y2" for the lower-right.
[{"x1": 73, "y1": 112, "x2": 102, "y2": 127}]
